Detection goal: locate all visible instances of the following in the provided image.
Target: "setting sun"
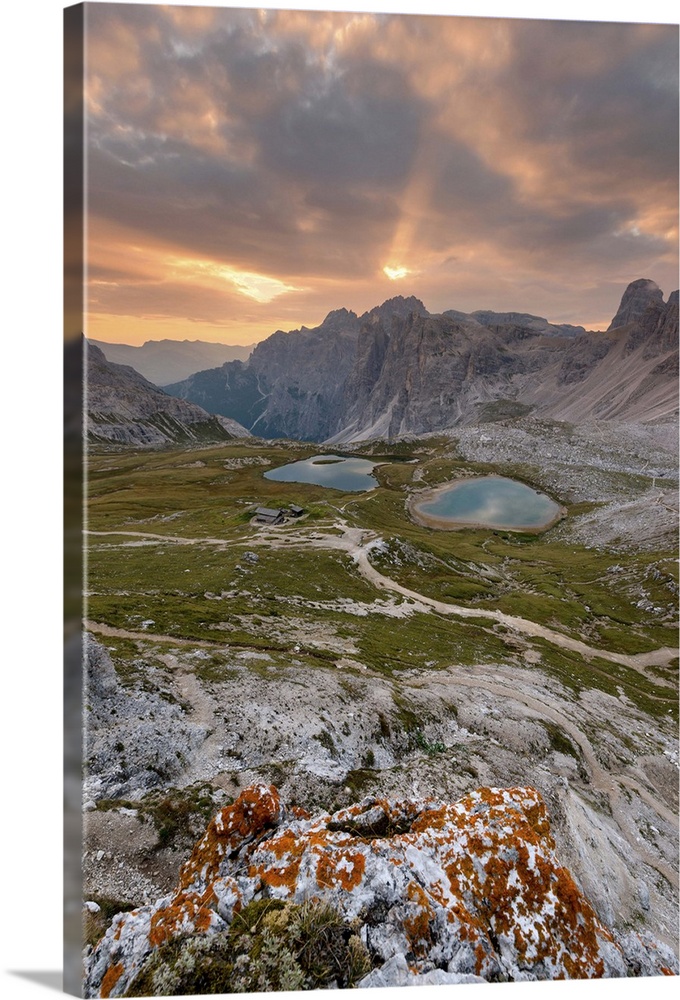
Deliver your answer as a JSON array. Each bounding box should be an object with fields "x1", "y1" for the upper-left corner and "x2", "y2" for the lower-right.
[{"x1": 383, "y1": 265, "x2": 410, "y2": 280}]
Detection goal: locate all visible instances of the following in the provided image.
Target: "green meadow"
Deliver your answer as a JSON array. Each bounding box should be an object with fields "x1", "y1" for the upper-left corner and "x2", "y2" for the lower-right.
[{"x1": 87, "y1": 438, "x2": 678, "y2": 721}]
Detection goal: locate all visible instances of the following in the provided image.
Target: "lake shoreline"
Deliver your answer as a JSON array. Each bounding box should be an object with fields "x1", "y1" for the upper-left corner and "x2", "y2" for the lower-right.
[
  {"x1": 264, "y1": 453, "x2": 379, "y2": 491},
  {"x1": 409, "y1": 474, "x2": 567, "y2": 533}
]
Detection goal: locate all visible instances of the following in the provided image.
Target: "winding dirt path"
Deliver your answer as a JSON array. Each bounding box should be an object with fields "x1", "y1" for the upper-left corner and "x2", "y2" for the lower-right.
[
  {"x1": 158, "y1": 653, "x2": 223, "y2": 786},
  {"x1": 297, "y1": 524, "x2": 678, "y2": 674},
  {"x1": 86, "y1": 529, "x2": 233, "y2": 547},
  {"x1": 87, "y1": 522, "x2": 679, "y2": 675}
]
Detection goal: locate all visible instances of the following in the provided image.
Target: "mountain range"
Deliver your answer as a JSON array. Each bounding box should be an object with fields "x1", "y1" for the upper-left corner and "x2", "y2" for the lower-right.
[
  {"x1": 90, "y1": 338, "x2": 254, "y2": 386},
  {"x1": 86, "y1": 342, "x2": 250, "y2": 446},
  {"x1": 162, "y1": 279, "x2": 678, "y2": 442}
]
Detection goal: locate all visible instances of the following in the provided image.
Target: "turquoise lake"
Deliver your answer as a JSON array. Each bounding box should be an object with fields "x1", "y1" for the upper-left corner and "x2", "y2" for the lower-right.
[
  {"x1": 264, "y1": 454, "x2": 379, "y2": 492},
  {"x1": 412, "y1": 475, "x2": 562, "y2": 531}
]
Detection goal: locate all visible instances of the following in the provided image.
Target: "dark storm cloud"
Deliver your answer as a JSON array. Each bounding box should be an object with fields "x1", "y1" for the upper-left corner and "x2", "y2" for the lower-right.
[
  {"x1": 495, "y1": 20, "x2": 678, "y2": 188},
  {"x1": 84, "y1": 5, "x2": 678, "y2": 343}
]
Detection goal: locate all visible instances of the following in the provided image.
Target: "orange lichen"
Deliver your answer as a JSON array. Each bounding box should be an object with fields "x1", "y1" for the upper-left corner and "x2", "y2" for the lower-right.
[
  {"x1": 290, "y1": 805, "x2": 311, "y2": 820},
  {"x1": 403, "y1": 882, "x2": 435, "y2": 959},
  {"x1": 148, "y1": 893, "x2": 215, "y2": 949},
  {"x1": 474, "y1": 940, "x2": 488, "y2": 976},
  {"x1": 86, "y1": 784, "x2": 658, "y2": 996},
  {"x1": 258, "y1": 860, "x2": 301, "y2": 892},
  {"x1": 316, "y1": 849, "x2": 366, "y2": 891},
  {"x1": 179, "y1": 784, "x2": 281, "y2": 895},
  {"x1": 100, "y1": 961, "x2": 124, "y2": 998}
]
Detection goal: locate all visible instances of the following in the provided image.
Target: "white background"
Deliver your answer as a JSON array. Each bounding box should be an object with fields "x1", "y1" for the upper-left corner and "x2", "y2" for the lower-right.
[{"x1": 1, "y1": 1, "x2": 677, "y2": 998}]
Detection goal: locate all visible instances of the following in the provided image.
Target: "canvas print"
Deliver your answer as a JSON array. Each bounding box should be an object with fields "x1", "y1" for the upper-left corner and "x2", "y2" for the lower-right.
[{"x1": 71, "y1": 2, "x2": 679, "y2": 996}]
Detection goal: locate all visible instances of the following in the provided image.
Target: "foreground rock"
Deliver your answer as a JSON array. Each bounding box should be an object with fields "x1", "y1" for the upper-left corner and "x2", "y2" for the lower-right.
[{"x1": 84, "y1": 784, "x2": 677, "y2": 996}]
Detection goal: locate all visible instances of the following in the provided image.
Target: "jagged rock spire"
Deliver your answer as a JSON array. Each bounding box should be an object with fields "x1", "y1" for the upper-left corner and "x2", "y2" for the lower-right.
[{"x1": 608, "y1": 278, "x2": 664, "y2": 331}]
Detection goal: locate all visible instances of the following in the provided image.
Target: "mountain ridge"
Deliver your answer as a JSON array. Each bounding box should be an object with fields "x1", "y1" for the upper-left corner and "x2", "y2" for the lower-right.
[
  {"x1": 86, "y1": 342, "x2": 249, "y2": 447},
  {"x1": 164, "y1": 282, "x2": 678, "y2": 442},
  {"x1": 91, "y1": 337, "x2": 254, "y2": 387}
]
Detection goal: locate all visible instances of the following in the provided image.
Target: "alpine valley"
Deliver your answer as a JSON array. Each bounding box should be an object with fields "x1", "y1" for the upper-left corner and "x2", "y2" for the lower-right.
[{"x1": 83, "y1": 279, "x2": 679, "y2": 996}]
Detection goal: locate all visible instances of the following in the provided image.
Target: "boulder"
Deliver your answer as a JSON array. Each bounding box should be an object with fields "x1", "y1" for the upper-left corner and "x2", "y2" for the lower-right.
[{"x1": 84, "y1": 784, "x2": 678, "y2": 997}]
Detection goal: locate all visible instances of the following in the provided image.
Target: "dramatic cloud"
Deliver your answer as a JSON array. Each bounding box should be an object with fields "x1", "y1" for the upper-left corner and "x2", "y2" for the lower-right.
[{"x1": 84, "y1": 4, "x2": 678, "y2": 343}]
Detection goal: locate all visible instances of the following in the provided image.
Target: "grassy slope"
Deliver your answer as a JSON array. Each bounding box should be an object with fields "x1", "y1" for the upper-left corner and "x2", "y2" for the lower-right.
[{"x1": 86, "y1": 438, "x2": 678, "y2": 721}]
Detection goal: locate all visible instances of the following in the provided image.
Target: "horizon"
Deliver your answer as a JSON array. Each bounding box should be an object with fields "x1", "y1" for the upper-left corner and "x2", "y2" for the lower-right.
[
  {"x1": 90, "y1": 278, "x2": 673, "y2": 348},
  {"x1": 85, "y1": 5, "x2": 678, "y2": 347}
]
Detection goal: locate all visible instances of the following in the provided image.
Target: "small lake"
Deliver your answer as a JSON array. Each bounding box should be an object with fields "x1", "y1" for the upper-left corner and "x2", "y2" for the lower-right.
[
  {"x1": 264, "y1": 454, "x2": 379, "y2": 492},
  {"x1": 411, "y1": 475, "x2": 563, "y2": 531}
]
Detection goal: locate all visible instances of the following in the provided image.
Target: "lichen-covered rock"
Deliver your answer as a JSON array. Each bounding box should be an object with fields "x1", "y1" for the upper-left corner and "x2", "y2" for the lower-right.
[{"x1": 84, "y1": 784, "x2": 678, "y2": 997}]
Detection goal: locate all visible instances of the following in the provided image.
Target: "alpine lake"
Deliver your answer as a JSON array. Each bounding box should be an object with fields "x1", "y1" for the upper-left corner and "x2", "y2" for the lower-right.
[
  {"x1": 264, "y1": 454, "x2": 380, "y2": 492},
  {"x1": 410, "y1": 474, "x2": 564, "y2": 532},
  {"x1": 265, "y1": 458, "x2": 563, "y2": 533}
]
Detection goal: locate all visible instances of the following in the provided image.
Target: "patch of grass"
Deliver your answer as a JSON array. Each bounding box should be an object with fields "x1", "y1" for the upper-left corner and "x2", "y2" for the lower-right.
[
  {"x1": 192, "y1": 654, "x2": 240, "y2": 683},
  {"x1": 95, "y1": 783, "x2": 225, "y2": 850},
  {"x1": 124, "y1": 898, "x2": 373, "y2": 996},
  {"x1": 391, "y1": 691, "x2": 423, "y2": 732},
  {"x1": 344, "y1": 768, "x2": 376, "y2": 799},
  {"x1": 476, "y1": 399, "x2": 534, "y2": 422},
  {"x1": 411, "y1": 729, "x2": 446, "y2": 756},
  {"x1": 540, "y1": 721, "x2": 580, "y2": 760}
]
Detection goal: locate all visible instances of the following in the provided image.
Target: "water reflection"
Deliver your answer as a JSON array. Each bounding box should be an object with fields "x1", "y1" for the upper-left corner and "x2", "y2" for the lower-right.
[
  {"x1": 264, "y1": 454, "x2": 379, "y2": 492},
  {"x1": 412, "y1": 475, "x2": 562, "y2": 531}
]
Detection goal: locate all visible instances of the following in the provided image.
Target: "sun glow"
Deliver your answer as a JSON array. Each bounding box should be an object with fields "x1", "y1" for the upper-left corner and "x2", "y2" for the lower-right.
[
  {"x1": 383, "y1": 265, "x2": 410, "y2": 280},
  {"x1": 170, "y1": 256, "x2": 301, "y2": 303}
]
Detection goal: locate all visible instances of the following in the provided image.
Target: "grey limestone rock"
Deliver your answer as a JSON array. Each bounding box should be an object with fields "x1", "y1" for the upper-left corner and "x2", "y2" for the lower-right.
[{"x1": 607, "y1": 278, "x2": 665, "y2": 331}]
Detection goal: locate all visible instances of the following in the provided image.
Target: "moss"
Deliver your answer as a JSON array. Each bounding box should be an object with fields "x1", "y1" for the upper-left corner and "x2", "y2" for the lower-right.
[
  {"x1": 313, "y1": 729, "x2": 336, "y2": 754},
  {"x1": 344, "y1": 768, "x2": 376, "y2": 798},
  {"x1": 541, "y1": 721, "x2": 580, "y2": 760},
  {"x1": 124, "y1": 898, "x2": 372, "y2": 996},
  {"x1": 391, "y1": 690, "x2": 424, "y2": 733},
  {"x1": 377, "y1": 712, "x2": 391, "y2": 739}
]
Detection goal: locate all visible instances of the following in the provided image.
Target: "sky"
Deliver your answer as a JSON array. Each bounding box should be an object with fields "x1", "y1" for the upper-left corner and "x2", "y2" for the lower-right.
[
  {"x1": 84, "y1": 2, "x2": 679, "y2": 345},
  {"x1": 2, "y1": 4, "x2": 678, "y2": 999}
]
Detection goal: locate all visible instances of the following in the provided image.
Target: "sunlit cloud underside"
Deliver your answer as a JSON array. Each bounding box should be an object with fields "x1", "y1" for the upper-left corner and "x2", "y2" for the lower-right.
[{"x1": 84, "y1": 6, "x2": 679, "y2": 343}]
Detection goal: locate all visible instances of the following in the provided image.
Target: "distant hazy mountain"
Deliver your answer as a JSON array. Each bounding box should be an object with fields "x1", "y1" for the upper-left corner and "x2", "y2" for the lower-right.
[
  {"x1": 90, "y1": 338, "x2": 254, "y2": 386},
  {"x1": 164, "y1": 283, "x2": 678, "y2": 442},
  {"x1": 86, "y1": 342, "x2": 250, "y2": 447}
]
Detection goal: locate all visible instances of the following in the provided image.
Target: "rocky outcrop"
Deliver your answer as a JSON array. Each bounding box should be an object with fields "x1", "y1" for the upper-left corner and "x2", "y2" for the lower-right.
[
  {"x1": 607, "y1": 278, "x2": 665, "y2": 332},
  {"x1": 84, "y1": 639, "x2": 205, "y2": 803},
  {"x1": 86, "y1": 342, "x2": 243, "y2": 447},
  {"x1": 166, "y1": 307, "x2": 363, "y2": 440},
  {"x1": 84, "y1": 784, "x2": 677, "y2": 997},
  {"x1": 469, "y1": 310, "x2": 586, "y2": 339}
]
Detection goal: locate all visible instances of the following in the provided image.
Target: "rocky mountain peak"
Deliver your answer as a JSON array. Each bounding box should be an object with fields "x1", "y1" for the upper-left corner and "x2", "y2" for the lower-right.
[
  {"x1": 368, "y1": 294, "x2": 428, "y2": 319},
  {"x1": 319, "y1": 307, "x2": 360, "y2": 333},
  {"x1": 608, "y1": 278, "x2": 664, "y2": 331}
]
